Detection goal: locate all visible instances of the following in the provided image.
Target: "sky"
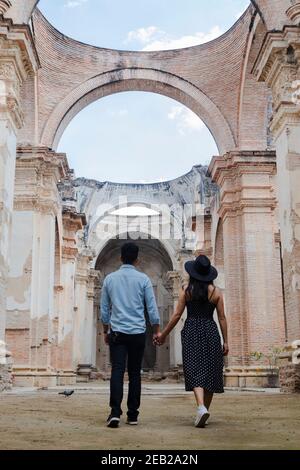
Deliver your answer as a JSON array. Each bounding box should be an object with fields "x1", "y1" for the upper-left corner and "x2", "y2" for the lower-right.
[{"x1": 39, "y1": 0, "x2": 249, "y2": 184}]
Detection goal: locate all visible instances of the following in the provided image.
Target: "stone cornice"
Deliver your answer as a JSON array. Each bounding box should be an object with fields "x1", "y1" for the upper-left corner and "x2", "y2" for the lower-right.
[
  {"x1": 208, "y1": 151, "x2": 277, "y2": 220},
  {"x1": 17, "y1": 147, "x2": 71, "y2": 181},
  {"x1": 13, "y1": 148, "x2": 73, "y2": 215},
  {"x1": 209, "y1": 151, "x2": 277, "y2": 186},
  {"x1": 13, "y1": 191, "x2": 61, "y2": 212}
]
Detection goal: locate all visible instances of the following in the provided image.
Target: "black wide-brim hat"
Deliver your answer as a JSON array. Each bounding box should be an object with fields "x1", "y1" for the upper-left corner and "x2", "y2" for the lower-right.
[{"x1": 185, "y1": 255, "x2": 218, "y2": 282}]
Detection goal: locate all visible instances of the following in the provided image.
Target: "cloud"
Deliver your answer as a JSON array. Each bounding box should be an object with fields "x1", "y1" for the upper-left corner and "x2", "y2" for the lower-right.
[
  {"x1": 124, "y1": 26, "x2": 163, "y2": 45},
  {"x1": 168, "y1": 106, "x2": 205, "y2": 135},
  {"x1": 64, "y1": 0, "x2": 88, "y2": 8},
  {"x1": 108, "y1": 109, "x2": 129, "y2": 118},
  {"x1": 125, "y1": 25, "x2": 223, "y2": 51}
]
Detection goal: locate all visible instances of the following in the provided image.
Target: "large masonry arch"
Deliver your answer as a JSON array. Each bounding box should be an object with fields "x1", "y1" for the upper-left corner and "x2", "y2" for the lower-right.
[
  {"x1": 16, "y1": 6, "x2": 272, "y2": 154},
  {"x1": 41, "y1": 68, "x2": 235, "y2": 154}
]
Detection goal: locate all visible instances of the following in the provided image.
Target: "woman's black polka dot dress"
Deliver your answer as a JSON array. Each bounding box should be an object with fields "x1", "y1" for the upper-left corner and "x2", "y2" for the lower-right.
[{"x1": 181, "y1": 289, "x2": 224, "y2": 393}]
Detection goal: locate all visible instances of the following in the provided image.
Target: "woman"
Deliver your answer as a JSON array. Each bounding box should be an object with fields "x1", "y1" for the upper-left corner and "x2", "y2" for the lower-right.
[{"x1": 157, "y1": 255, "x2": 228, "y2": 428}]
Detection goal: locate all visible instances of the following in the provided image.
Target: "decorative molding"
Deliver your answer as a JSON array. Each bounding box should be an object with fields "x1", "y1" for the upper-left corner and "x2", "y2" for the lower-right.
[
  {"x1": 0, "y1": 1, "x2": 11, "y2": 16},
  {"x1": 253, "y1": 27, "x2": 300, "y2": 138},
  {"x1": 209, "y1": 151, "x2": 278, "y2": 220},
  {"x1": 286, "y1": 4, "x2": 300, "y2": 25}
]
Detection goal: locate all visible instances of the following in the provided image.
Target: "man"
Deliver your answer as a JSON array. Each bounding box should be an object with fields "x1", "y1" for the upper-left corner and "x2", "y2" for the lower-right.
[{"x1": 100, "y1": 242, "x2": 160, "y2": 428}]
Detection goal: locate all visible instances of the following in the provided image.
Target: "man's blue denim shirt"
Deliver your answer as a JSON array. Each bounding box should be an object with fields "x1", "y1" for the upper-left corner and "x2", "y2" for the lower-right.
[{"x1": 100, "y1": 265, "x2": 160, "y2": 335}]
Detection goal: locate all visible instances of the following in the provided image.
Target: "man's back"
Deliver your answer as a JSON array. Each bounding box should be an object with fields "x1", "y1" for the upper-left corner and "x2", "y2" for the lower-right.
[{"x1": 101, "y1": 265, "x2": 160, "y2": 335}]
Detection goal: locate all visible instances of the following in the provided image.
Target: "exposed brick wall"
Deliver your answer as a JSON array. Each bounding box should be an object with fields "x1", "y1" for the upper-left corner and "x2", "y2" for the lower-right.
[
  {"x1": 5, "y1": 329, "x2": 30, "y2": 366},
  {"x1": 209, "y1": 151, "x2": 286, "y2": 366}
]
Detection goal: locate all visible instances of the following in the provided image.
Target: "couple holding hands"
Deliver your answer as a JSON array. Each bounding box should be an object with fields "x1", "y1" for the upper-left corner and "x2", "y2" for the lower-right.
[{"x1": 101, "y1": 242, "x2": 228, "y2": 429}]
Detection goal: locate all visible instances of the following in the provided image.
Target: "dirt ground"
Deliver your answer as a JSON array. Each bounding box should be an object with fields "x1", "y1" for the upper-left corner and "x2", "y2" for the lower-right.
[{"x1": 0, "y1": 390, "x2": 299, "y2": 450}]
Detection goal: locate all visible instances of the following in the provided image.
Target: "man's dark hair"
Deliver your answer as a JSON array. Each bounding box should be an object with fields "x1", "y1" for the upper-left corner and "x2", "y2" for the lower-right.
[{"x1": 121, "y1": 242, "x2": 139, "y2": 265}]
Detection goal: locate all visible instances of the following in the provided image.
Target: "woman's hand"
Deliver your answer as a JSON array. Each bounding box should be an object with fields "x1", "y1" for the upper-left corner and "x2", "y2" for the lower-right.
[
  {"x1": 154, "y1": 332, "x2": 166, "y2": 346},
  {"x1": 223, "y1": 342, "x2": 229, "y2": 356}
]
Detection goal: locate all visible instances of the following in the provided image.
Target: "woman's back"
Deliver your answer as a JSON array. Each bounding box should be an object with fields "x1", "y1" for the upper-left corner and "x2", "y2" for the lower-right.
[{"x1": 185, "y1": 285, "x2": 216, "y2": 320}]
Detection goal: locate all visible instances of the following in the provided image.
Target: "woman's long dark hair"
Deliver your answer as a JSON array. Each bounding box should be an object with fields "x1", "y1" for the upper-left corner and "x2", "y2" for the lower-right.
[{"x1": 185, "y1": 277, "x2": 213, "y2": 302}]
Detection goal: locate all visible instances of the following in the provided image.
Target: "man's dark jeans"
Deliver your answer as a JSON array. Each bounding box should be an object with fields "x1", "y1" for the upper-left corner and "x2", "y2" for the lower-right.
[{"x1": 109, "y1": 331, "x2": 146, "y2": 420}]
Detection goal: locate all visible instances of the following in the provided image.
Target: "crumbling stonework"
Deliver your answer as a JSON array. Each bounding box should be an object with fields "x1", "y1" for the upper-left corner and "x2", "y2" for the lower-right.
[
  {"x1": 0, "y1": 364, "x2": 12, "y2": 391},
  {"x1": 280, "y1": 364, "x2": 300, "y2": 394}
]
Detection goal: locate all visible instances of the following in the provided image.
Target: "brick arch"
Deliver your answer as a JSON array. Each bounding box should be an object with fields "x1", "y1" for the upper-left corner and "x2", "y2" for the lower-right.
[{"x1": 40, "y1": 68, "x2": 236, "y2": 155}]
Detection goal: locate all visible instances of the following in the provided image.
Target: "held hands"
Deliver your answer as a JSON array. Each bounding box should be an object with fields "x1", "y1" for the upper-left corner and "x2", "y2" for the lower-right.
[{"x1": 153, "y1": 332, "x2": 166, "y2": 347}]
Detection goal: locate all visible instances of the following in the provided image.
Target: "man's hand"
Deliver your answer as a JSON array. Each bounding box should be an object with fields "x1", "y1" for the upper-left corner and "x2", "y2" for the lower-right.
[
  {"x1": 153, "y1": 332, "x2": 166, "y2": 346},
  {"x1": 152, "y1": 333, "x2": 160, "y2": 346}
]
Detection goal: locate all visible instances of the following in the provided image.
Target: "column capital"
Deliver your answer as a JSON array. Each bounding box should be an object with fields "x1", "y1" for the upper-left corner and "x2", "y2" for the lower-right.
[
  {"x1": 208, "y1": 151, "x2": 277, "y2": 220},
  {"x1": 209, "y1": 151, "x2": 277, "y2": 183},
  {"x1": 0, "y1": 19, "x2": 39, "y2": 130},
  {"x1": 14, "y1": 148, "x2": 72, "y2": 215},
  {"x1": 253, "y1": 26, "x2": 300, "y2": 137},
  {"x1": 0, "y1": 18, "x2": 39, "y2": 76}
]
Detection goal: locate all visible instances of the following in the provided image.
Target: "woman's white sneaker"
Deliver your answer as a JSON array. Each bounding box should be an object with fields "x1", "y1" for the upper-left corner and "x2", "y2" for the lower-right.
[{"x1": 194, "y1": 406, "x2": 210, "y2": 428}]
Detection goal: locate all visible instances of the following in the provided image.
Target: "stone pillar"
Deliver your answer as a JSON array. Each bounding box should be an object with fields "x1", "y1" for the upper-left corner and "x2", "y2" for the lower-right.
[
  {"x1": 0, "y1": 19, "x2": 38, "y2": 389},
  {"x1": 74, "y1": 248, "x2": 96, "y2": 381},
  {"x1": 6, "y1": 148, "x2": 70, "y2": 387},
  {"x1": 95, "y1": 272, "x2": 111, "y2": 376},
  {"x1": 56, "y1": 207, "x2": 86, "y2": 386},
  {"x1": 194, "y1": 211, "x2": 213, "y2": 258},
  {"x1": 254, "y1": 24, "x2": 300, "y2": 345},
  {"x1": 164, "y1": 271, "x2": 185, "y2": 369},
  {"x1": 209, "y1": 151, "x2": 286, "y2": 386},
  {"x1": 87, "y1": 269, "x2": 99, "y2": 370}
]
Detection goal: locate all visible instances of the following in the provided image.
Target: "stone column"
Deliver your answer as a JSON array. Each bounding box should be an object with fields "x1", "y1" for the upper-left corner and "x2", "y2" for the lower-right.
[
  {"x1": 0, "y1": 18, "x2": 38, "y2": 389},
  {"x1": 6, "y1": 148, "x2": 70, "y2": 387},
  {"x1": 56, "y1": 207, "x2": 86, "y2": 386},
  {"x1": 194, "y1": 211, "x2": 213, "y2": 258},
  {"x1": 254, "y1": 22, "x2": 300, "y2": 344},
  {"x1": 87, "y1": 269, "x2": 99, "y2": 371},
  {"x1": 95, "y1": 272, "x2": 110, "y2": 375},
  {"x1": 74, "y1": 248, "x2": 96, "y2": 381},
  {"x1": 209, "y1": 151, "x2": 286, "y2": 387},
  {"x1": 164, "y1": 271, "x2": 185, "y2": 369}
]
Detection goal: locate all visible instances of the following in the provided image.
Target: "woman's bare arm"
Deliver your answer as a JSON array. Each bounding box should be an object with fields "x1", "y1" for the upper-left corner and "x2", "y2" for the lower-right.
[
  {"x1": 211, "y1": 287, "x2": 229, "y2": 355},
  {"x1": 158, "y1": 288, "x2": 186, "y2": 342}
]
